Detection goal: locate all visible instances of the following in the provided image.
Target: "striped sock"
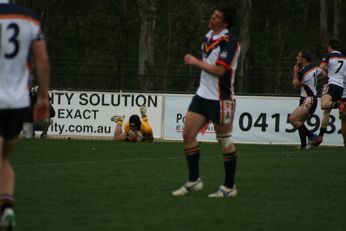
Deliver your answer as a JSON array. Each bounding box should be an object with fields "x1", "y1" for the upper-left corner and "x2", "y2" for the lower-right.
[
  {"x1": 185, "y1": 146, "x2": 200, "y2": 181},
  {"x1": 318, "y1": 127, "x2": 327, "y2": 136},
  {"x1": 222, "y1": 151, "x2": 237, "y2": 188},
  {"x1": 298, "y1": 129, "x2": 307, "y2": 147},
  {"x1": 0, "y1": 194, "x2": 14, "y2": 213}
]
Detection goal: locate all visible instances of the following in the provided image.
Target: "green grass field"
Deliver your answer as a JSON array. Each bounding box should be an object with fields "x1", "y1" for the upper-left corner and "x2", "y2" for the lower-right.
[{"x1": 11, "y1": 139, "x2": 346, "y2": 231}]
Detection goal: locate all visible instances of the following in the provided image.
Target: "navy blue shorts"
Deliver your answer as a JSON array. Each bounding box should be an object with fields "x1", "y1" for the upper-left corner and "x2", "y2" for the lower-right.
[
  {"x1": 188, "y1": 95, "x2": 235, "y2": 125},
  {"x1": 323, "y1": 84, "x2": 343, "y2": 101},
  {"x1": 299, "y1": 96, "x2": 317, "y2": 114},
  {"x1": 0, "y1": 108, "x2": 27, "y2": 140}
]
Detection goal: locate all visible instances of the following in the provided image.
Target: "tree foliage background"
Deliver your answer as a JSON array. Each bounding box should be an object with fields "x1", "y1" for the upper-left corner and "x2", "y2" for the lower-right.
[{"x1": 15, "y1": 0, "x2": 346, "y2": 95}]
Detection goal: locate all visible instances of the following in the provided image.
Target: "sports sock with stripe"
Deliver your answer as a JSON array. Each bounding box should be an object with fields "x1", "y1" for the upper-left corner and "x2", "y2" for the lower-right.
[
  {"x1": 222, "y1": 151, "x2": 237, "y2": 188},
  {"x1": 185, "y1": 146, "x2": 200, "y2": 182},
  {"x1": 0, "y1": 194, "x2": 14, "y2": 214}
]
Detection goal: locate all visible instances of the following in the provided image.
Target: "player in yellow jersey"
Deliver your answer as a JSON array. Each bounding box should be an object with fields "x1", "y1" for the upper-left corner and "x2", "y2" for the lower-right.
[{"x1": 110, "y1": 105, "x2": 153, "y2": 142}]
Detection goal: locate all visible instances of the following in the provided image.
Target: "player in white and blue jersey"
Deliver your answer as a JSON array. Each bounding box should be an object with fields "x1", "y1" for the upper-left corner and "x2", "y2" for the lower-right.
[
  {"x1": 339, "y1": 49, "x2": 346, "y2": 147},
  {"x1": 313, "y1": 38, "x2": 346, "y2": 146},
  {"x1": 289, "y1": 50, "x2": 326, "y2": 149},
  {"x1": 0, "y1": 0, "x2": 50, "y2": 229},
  {"x1": 172, "y1": 3, "x2": 240, "y2": 198}
]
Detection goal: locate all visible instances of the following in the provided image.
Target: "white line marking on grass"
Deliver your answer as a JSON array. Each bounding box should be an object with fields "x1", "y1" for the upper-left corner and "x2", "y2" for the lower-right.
[{"x1": 14, "y1": 155, "x2": 219, "y2": 168}]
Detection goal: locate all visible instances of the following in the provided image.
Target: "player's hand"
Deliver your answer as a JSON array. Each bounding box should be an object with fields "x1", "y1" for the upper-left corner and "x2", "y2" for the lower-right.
[
  {"x1": 128, "y1": 130, "x2": 143, "y2": 142},
  {"x1": 292, "y1": 64, "x2": 299, "y2": 75},
  {"x1": 127, "y1": 130, "x2": 137, "y2": 141},
  {"x1": 184, "y1": 54, "x2": 198, "y2": 65},
  {"x1": 33, "y1": 96, "x2": 50, "y2": 121}
]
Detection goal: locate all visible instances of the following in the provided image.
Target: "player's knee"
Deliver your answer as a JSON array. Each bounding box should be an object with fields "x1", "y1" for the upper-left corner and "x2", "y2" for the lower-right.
[
  {"x1": 321, "y1": 102, "x2": 331, "y2": 110},
  {"x1": 182, "y1": 129, "x2": 197, "y2": 143},
  {"x1": 288, "y1": 114, "x2": 294, "y2": 124},
  {"x1": 321, "y1": 105, "x2": 328, "y2": 110},
  {"x1": 288, "y1": 115, "x2": 299, "y2": 128},
  {"x1": 217, "y1": 133, "x2": 234, "y2": 149}
]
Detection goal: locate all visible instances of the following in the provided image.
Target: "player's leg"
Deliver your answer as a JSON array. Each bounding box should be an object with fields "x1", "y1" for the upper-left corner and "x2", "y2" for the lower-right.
[
  {"x1": 320, "y1": 92, "x2": 333, "y2": 110},
  {"x1": 139, "y1": 106, "x2": 150, "y2": 129},
  {"x1": 314, "y1": 108, "x2": 330, "y2": 146},
  {"x1": 321, "y1": 85, "x2": 344, "y2": 111},
  {"x1": 183, "y1": 111, "x2": 206, "y2": 148},
  {"x1": 182, "y1": 96, "x2": 208, "y2": 182},
  {"x1": 320, "y1": 109, "x2": 331, "y2": 133},
  {"x1": 21, "y1": 122, "x2": 34, "y2": 138},
  {"x1": 140, "y1": 105, "x2": 147, "y2": 118},
  {"x1": 314, "y1": 91, "x2": 335, "y2": 146},
  {"x1": 215, "y1": 123, "x2": 237, "y2": 179},
  {"x1": 138, "y1": 105, "x2": 154, "y2": 141},
  {"x1": 208, "y1": 122, "x2": 237, "y2": 198},
  {"x1": 208, "y1": 99, "x2": 237, "y2": 198},
  {"x1": 289, "y1": 106, "x2": 308, "y2": 128},
  {"x1": 40, "y1": 118, "x2": 53, "y2": 139},
  {"x1": 0, "y1": 109, "x2": 25, "y2": 230},
  {"x1": 21, "y1": 107, "x2": 34, "y2": 139},
  {"x1": 1, "y1": 139, "x2": 16, "y2": 198},
  {"x1": 139, "y1": 119, "x2": 154, "y2": 142},
  {"x1": 110, "y1": 115, "x2": 125, "y2": 141},
  {"x1": 289, "y1": 99, "x2": 317, "y2": 148},
  {"x1": 172, "y1": 96, "x2": 207, "y2": 196},
  {"x1": 290, "y1": 98, "x2": 308, "y2": 148},
  {"x1": 341, "y1": 111, "x2": 346, "y2": 147},
  {"x1": 183, "y1": 111, "x2": 206, "y2": 178},
  {"x1": 289, "y1": 107, "x2": 308, "y2": 148},
  {"x1": 316, "y1": 85, "x2": 345, "y2": 146},
  {"x1": 297, "y1": 129, "x2": 307, "y2": 149},
  {"x1": 172, "y1": 111, "x2": 206, "y2": 196},
  {"x1": 0, "y1": 138, "x2": 16, "y2": 230}
]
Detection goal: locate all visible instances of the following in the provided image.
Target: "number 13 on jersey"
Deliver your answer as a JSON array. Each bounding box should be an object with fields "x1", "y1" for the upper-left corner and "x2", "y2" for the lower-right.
[{"x1": 0, "y1": 22, "x2": 20, "y2": 59}]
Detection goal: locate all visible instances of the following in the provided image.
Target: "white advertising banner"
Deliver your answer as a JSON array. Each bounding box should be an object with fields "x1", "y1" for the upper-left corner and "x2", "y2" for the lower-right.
[
  {"x1": 49, "y1": 90, "x2": 163, "y2": 138},
  {"x1": 163, "y1": 95, "x2": 343, "y2": 146}
]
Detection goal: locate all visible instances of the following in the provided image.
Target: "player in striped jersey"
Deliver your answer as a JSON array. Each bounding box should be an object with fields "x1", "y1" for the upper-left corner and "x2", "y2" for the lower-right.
[
  {"x1": 0, "y1": 0, "x2": 50, "y2": 229},
  {"x1": 313, "y1": 38, "x2": 346, "y2": 146},
  {"x1": 172, "y1": 3, "x2": 240, "y2": 198},
  {"x1": 289, "y1": 50, "x2": 326, "y2": 149},
  {"x1": 340, "y1": 49, "x2": 346, "y2": 148}
]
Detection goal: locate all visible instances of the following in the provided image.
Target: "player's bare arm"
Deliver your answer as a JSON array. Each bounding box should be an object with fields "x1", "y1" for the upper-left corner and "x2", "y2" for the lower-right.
[
  {"x1": 184, "y1": 54, "x2": 226, "y2": 77},
  {"x1": 32, "y1": 40, "x2": 50, "y2": 121},
  {"x1": 292, "y1": 64, "x2": 300, "y2": 88},
  {"x1": 318, "y1": 68, "x2": 327, "y2": 79},
  {"x1": 319, "y1": 62, "x2": 327, "y2": 72}
]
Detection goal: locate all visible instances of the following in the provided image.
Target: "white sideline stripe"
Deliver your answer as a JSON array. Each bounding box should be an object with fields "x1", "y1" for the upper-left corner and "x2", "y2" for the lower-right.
[
  {"x1": 14, "y1": 155, "x2": 219, "y2": 168},
  {"x1": 14, "y1": 148, "x2": 323, "y2": 168}
]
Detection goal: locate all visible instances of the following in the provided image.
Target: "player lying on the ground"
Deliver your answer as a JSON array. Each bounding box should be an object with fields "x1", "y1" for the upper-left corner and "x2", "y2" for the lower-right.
[{"x1": 110, "y1": 105, "x2": 153, "y2": 142}]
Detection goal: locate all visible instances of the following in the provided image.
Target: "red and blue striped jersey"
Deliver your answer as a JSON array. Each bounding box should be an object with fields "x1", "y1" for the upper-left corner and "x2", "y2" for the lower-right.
[{"x1": 196, "y1": 28, "x2": 241, "y2": 100}]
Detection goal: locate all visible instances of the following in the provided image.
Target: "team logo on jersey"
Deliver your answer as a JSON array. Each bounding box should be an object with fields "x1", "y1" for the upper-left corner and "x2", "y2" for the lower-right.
[
  {"x1": 225, "y1": 111, "x2": 230, "y2": 119},
  {"x1": 203, "y1": 36, "x2": 229, "y2": 57},
  {"x1": 220, "y1": 51, "x2": 228, "y2": 59}
]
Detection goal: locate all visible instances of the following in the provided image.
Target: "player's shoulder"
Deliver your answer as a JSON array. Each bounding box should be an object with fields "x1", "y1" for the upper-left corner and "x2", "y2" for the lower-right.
[
  {"x1": 299, "y1": 64, "x2": 317, "y2": 77},
  {"x1": 0, "y1": 3, "x2": 41, "y2": 22},
  {"x1": 325, "y1": 51, "x2": 344, "y2": 59},
  {"x1": 306, "y1": 63, "x2": 319, "y2": 71},
  {"x1": 220, "y1": 31, "x2": 239, "y2": 48}
]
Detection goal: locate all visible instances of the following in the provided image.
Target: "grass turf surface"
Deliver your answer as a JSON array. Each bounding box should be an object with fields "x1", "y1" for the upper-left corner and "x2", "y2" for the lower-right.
[{"x1": 11, "y1": 139, "x2": 346, "y2": 231}]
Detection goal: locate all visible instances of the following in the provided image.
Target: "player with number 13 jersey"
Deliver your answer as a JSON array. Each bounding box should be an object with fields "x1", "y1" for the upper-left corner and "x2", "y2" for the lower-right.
[{"x1": 0, "y1": 2, "x2": 44, "y2": 109}]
